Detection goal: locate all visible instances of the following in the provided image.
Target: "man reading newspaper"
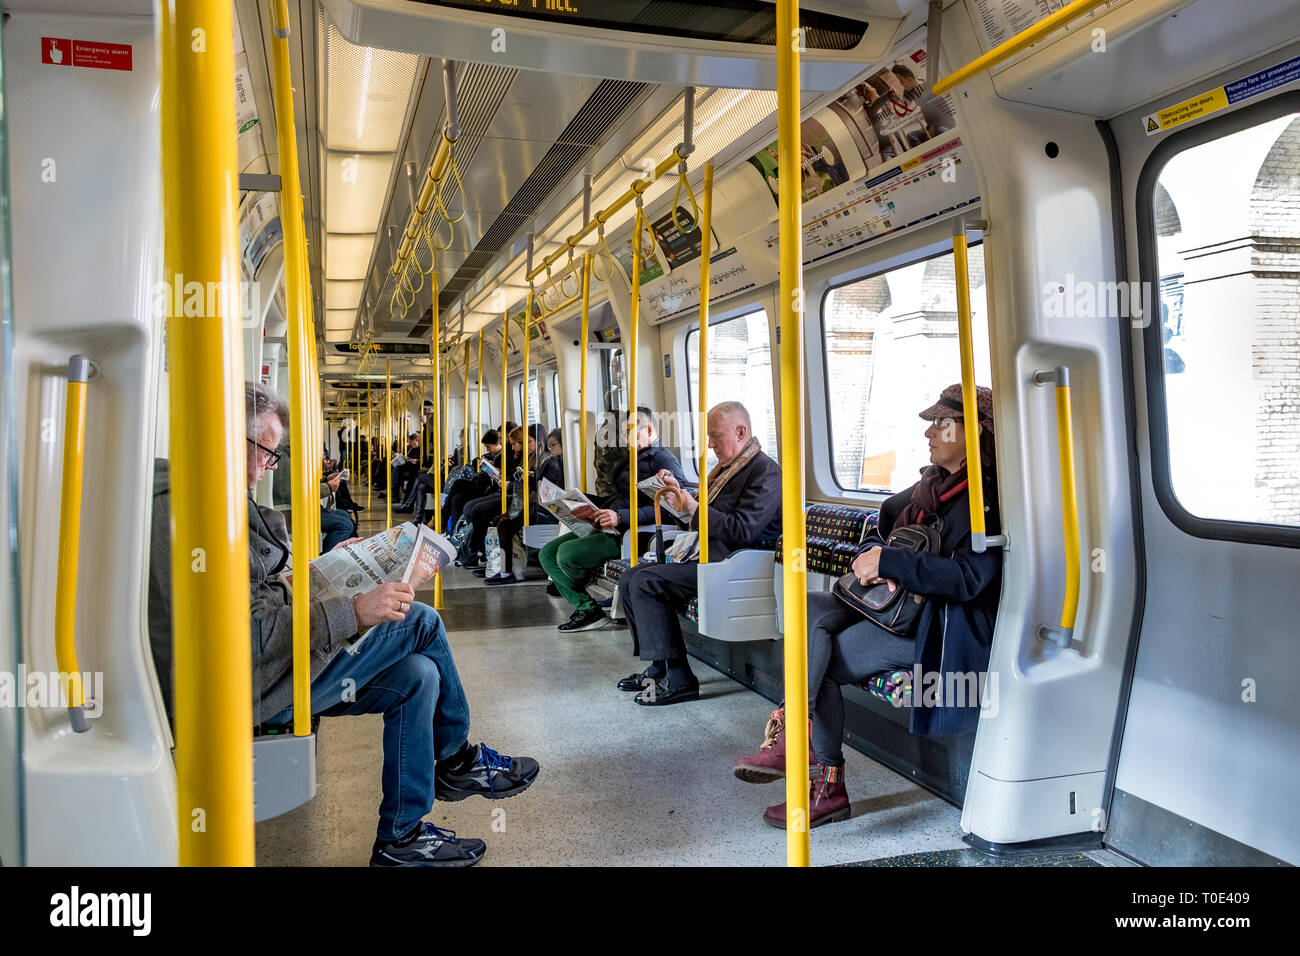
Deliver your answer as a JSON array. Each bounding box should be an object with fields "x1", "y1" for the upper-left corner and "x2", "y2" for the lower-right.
[
  {"x1": 537, "y1": 406, "x2": 686, "y2": 632},
  {"x1": 148, "y1": 382, "x2": 539, "y2": 867}
]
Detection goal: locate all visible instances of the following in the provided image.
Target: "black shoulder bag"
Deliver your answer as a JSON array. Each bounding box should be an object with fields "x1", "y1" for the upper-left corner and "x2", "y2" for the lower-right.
[{"x1": 831, "y1": 518, "x2": 942, "y2": 637}]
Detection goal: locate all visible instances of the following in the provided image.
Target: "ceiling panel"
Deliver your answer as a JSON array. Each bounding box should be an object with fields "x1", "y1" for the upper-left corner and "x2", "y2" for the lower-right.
[
  {"x1": 326, "y1": 233, "x2": 377, "y2": 279},
  {"x1": 326, "y1": 279, "x2": 365, "y2": 310},
  {"x1": 325, "y1": 309, "x2": 356, "y2": 332},
  {"x1": 324, "y1": 23, "x2": 420, "y2": 152},
  {"x1": 326, "y1": 151, "x2": 396, "y2": 233}
]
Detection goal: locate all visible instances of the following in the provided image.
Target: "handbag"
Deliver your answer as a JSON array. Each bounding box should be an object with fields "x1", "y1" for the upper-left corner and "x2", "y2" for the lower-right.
[{"x1": 832, "y1": 519, "x2": 942, "y2": 637}]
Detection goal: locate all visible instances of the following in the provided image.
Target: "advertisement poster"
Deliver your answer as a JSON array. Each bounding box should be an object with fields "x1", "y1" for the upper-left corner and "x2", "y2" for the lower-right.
[{"x1": 650, "y1": 206, "x2": 705, "y2": 271}]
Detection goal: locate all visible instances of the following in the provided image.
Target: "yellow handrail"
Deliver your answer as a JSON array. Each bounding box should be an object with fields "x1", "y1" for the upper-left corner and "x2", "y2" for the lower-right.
[
  {"x1": 462, "y1": 340, "x2": 470, "y2": 470},
  {"x1": 522, "y1": 289, "x2": 533, "y2": 527},
  {"x1": 367, "y1": 383, "x2": 372, "y2": 513},
  {"x1": 389, "y1": 131, "x2": 459, "y2": 277},
  {"x1": 500, "y1": 311, "x2": 509, "y2": 518},
  {"x1": 55, "y1": 355, "x2": 91, "y2": 732},
  {"x1": 777, "y1": 0, "x2": 810, "y2": 867},
  {"x1": 269, "y1": 0, "x2": 315, "y2": 739},
  {"x1": 431, "y1": 284, "x2": 443, "y2": 609},
  {"x1": 696, "y1": 165, "x2": 714, "y2": 564},
  {"x1": 579, "y1": 254, "x2": 591, "y2": 494},
  {"x1": 386, "y1": 359, "x2": 393, "y2": 529},
  {"x1": 160, "y1": 0, "x2": 254, "y2": 866},
  {"x1": 952, "y1": 218, "x2": 1006, "y2": 553},
  {"x1": 476, "y1": 329, "x2": 484, "y2": 455},
  {"x1": 933, "y1": 0, "x2": 1112, "y2": 95},
  {"x1": 1035, "y1": 366, "x2": 1080, "y2": 647},
  {"x1": 627, "y1": 203, "x2": 644, "y2": 565},
  {"x1": 527, "y1": 148, "x2": 687, "y2": 283}
]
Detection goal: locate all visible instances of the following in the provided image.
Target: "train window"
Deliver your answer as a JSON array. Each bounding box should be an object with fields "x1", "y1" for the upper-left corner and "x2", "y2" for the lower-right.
[
  {"x1": 602, "y1": 348, "x2": 627, "y2": 414},
  {"x1": 685, "y1": 309, "x2": 778, "y2": 469},
  {"x1": 1145, "y1": 109, "x2": 1300, "y2": 532},
  {"x1": 821, "y1": 244, "x2": 991, "y2": 493}
]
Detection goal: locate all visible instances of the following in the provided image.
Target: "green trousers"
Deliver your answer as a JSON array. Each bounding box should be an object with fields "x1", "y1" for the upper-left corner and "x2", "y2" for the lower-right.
[{"x1": 538, "y1": 531, "x2": 621, "y2": 614}]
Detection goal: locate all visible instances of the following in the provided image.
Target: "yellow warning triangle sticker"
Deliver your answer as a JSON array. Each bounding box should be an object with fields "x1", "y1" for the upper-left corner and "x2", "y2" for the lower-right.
[{"x1": 1146, "y1": 117, "x2": 1160, "y2": 133}]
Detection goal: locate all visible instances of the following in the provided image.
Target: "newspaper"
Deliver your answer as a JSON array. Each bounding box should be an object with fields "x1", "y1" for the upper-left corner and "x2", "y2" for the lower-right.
[
  {"x1": 637, "y1": 475, "x2": 693, "y2": 523},
  {"x1": 308, "y1": 522, "x2": 457, "y2": 604},
  {"x1": 537, "y1": 478, "x2": 605, "y2": 538}
]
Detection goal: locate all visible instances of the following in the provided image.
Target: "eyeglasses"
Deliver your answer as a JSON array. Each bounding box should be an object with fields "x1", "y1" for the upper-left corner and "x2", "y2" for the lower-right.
[{"x1": 248, "y1": 437, "x2": 282, "y2": 468}]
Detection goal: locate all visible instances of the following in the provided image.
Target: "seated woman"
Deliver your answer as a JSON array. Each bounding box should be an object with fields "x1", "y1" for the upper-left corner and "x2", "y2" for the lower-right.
[
  {"x1": 459, "y1": 430, "x2": 524, "y2": 566},
  {"x1": 484, "y1": 427, "x2": 562, "y2": 585},
  {"x1": 734, "y1": 384, "x2": 1002, "y2": 829}
]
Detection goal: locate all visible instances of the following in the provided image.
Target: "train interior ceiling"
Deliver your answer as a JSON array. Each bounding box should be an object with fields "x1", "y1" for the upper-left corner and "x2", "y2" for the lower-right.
[{"x1": 0, "y1": 0, "x2": 1297, "y2": 868}]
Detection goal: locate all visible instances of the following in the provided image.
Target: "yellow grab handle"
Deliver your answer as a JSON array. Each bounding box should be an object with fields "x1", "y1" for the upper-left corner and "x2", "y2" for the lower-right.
[
  {"x1": 1036, "y1": 366, "x2": 1080, "y2": 647},
  {"x1": 55, "y1": 356, "x2": 91, "y2": 731}
]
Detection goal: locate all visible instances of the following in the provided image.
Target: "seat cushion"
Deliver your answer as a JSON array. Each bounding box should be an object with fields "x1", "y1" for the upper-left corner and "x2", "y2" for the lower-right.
[
  {"x1": 602, "y1": 558, "x2": 632, "y2": 583},
  {"x1": 684, "y1": 595, "x2": 699, "y2": 622},
  {"x1": 862, "y1": 669, "x2": 912, "y2": 706},
  {"x1": 775, "y1": 505, "x2": 878, "y2": 566}
]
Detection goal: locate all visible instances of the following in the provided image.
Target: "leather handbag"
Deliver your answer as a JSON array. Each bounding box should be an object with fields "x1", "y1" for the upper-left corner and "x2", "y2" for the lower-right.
[{"x1": 832, "y1": 520, "x2": 942, "y2": 637}]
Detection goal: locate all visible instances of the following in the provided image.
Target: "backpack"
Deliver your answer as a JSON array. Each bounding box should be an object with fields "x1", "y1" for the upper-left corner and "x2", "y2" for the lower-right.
[{"x1": 831, "y1": 519, "x2": 942, "y2": 637}]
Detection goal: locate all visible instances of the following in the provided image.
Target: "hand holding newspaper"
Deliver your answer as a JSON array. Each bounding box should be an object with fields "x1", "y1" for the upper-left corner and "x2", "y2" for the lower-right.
[
  {"x1": 537, "y1": 478, "x2": 604, "y2": 537},
  {"x1": 307, "y1": 522, "x2": 457, "y2": 604},
  {"x1": 637, "y1": 475, "x2": 694, "y2": 523}
]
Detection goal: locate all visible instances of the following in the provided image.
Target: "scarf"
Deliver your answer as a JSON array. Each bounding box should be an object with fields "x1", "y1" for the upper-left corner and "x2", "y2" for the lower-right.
[
  {"x1": 897, "y1": 464, "x2": 968, "y2": 528},
  {"x1": 705, "y1": 436, "x2": 762, "y2": 503}
]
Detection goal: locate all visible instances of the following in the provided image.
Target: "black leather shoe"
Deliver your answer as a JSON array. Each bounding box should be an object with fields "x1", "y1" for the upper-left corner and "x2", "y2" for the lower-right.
[
  {"x1": 634, "y1": 675, "x2": 700, "y2": 706},
  {"x1": 617, "y1": 668, "x2": 661, "y2": 692},
  {"x1": 545, "y1": 582, "x2": 561, "y2": 597}
]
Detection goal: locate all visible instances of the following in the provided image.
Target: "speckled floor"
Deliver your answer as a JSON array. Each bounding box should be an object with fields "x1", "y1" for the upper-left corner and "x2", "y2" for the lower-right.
[
  {"x1": 842, "y1": 848, "x2": 1103, "y2": 866},
  {"x1": 255, "y1": 535, "x2": 970, "y2": 866}
]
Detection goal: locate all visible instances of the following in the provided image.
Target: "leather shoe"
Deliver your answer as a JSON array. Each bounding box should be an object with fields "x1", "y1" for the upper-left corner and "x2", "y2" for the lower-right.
[
  {"x1": 617, "y1": 668, "x2": 662, "y2": 692},
  {"x1": 634, "y1": 675, "x2": 699, "y2": 706}
]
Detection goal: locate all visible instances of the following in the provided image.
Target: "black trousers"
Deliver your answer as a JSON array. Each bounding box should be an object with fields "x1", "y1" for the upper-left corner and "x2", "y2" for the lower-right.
[
  {"x1": 465, "y1": 493, "x2": 502, "y2": 555},
  {"x1": 618, "y1": 562, "x2": 698, "y2": 662}
]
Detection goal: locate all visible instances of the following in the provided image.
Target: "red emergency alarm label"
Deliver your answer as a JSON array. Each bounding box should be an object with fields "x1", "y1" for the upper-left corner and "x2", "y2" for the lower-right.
[{"x1": 41, "y1": 37, "x2": 133, "y2": 71}]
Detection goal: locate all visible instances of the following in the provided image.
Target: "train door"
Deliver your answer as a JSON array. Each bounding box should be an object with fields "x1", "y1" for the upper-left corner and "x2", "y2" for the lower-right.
[{"x1": 1106, "y1": 47, "x2": 1300, "y2": 865}]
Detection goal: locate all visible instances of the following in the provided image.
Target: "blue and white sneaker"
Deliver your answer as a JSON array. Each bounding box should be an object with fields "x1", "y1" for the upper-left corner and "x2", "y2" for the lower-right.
[
  {"x1": 435, "y1": 742, "x2": 540, "y2": 801},
  {"x1": 369, "y1": 822, "x2": 486, "y2": 867}
]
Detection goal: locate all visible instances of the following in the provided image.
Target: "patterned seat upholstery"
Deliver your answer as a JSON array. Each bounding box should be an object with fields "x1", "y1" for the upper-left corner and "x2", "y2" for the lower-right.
[
  {"x1": 862, "y1": 669, "x2": 913, "y2": 706},
  {"x1": 602, "y1": 558, "x2": 632, "y2": 583},
  {"x1": 775, "y1": 504, "x2": 878, "y2": 574},
  {"x1": 684, "y1": 596, "x2": 699, "y2": 622}
]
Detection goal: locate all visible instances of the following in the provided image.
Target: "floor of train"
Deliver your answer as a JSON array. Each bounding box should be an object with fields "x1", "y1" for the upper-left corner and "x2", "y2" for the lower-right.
[{"x1": 255, "y1": 509, "x2": 1108, "y2": 867}]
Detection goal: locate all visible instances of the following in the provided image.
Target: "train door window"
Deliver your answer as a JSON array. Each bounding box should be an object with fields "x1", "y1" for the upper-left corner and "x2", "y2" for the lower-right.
[
  {"x1": 601, "y1": 348, "x2": 627, "y2": 414},
  {"x1": 1144, "y1": 108, "x2": 1300, "y2": 533},
  {"x1": 821, "y1": 244, "x2": 991, "y2": 493},
  {"x1": 685, "y1": 309, "x2": 778, "y2": 469}
]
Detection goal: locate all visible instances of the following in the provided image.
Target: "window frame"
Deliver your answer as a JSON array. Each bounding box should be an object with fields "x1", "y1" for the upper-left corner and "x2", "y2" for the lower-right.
[
  {"x1": 1135, "y1": 92, "x2": 1300, "y2": 550},
  {"x1": 681, "y1": 304, "x2": 775, "y2": 478},
  {"x1": 817, "y1": 238, "x2": 987, "y2": 496}
]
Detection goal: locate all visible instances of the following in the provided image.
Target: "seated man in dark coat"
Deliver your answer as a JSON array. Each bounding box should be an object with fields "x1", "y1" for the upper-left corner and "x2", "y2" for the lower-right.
[{"x1": 615, "y1": 401, "x2": 781, "y2": 705}]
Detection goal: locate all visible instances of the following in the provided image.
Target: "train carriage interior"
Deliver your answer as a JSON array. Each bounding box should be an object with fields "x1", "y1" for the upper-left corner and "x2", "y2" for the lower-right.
[{"x1": 0, "y1": 0, "x2": 1297, "y2": 880}]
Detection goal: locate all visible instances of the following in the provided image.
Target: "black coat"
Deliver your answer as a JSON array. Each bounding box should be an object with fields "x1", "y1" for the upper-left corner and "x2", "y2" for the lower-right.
[
  {"x1": 862, "y1": 478, "x2": 1002, "y2": 736},
  {"x1": 687, "y1": 451, "x2": 782, "y2": 560},
  {"x1": 601, "y1": 442, "x2": 687, "y2": 534}
]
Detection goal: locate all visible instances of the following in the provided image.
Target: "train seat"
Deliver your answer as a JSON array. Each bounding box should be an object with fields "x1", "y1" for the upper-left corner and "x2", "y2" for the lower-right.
[
  {"x1": 774, "y1": 504, "x2": 879, "y2": 634},
  {"x1": 522, "y1": 523, "x2": 562, "y2": 548},
  {"x1": 862, "y1": 669, "x2": 913, "y2": 706}
]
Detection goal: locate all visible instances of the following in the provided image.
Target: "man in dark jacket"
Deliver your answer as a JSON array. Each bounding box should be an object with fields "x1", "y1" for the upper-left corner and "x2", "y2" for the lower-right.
[
  {"x1": 148, "y1": 381, "x2": 539, "y2": 867},
  {"x1": 616, "y1": 401, "x2": 781, "y2": 705},
  {"x1": 538, "y1": 406, "x2": 686, "y2": 631}
]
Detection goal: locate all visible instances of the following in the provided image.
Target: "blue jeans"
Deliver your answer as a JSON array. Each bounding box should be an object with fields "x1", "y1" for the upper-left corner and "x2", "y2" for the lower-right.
[
  {"x1": 321, "y1": 507, "x2": 355, "y2": 553},
  {"x1": 267, "y1": 602, "x2": 471, "y2": 842}
]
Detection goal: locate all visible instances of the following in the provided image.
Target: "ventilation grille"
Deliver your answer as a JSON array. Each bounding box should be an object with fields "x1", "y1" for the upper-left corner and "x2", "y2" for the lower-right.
[{"x1": 413, "y1": 78, "x2": 650, "y2": 335}]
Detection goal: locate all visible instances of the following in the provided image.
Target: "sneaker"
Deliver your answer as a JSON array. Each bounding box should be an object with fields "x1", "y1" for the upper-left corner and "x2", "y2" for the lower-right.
[
  {"x1": 369, "y1": 822, "x2": 486, "y2": 867},
  {"x1": 435, "y1": 742, "x2": 540, "y2": 802},
  {"x1": 558, "y1": 607, "x2": 607, "y2": 632}
]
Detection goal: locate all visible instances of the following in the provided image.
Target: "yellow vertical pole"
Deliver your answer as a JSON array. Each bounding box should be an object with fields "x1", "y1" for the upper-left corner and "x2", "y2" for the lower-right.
[
  {"x1": 500, "y1": 312, "x2": 509, "y2": 517},
  {"x1": 269, "y1": 0, "x2": 314, "y2": 739},
  {"x1": 476, "y1": 330, "x2": 484, "y2": 457},
  {"x1": 522, "y1": 289, "x2": 533, "y2": 526},
  {"x1": 463, "y1": 340, "x2": 470, "y2": 468},
  {"x1": 579, "y1": 254, "x2": 591, "y2": 494},
  {"x1": 54, "y1": 358, "x2": 89, "y2": 730},
  {"x1": 386, "y1": 359, "x2": 392, "y2": 529},
  {"x1": 160, "y1": 0, "x2": 253, "y2": 865},
  {"x1": 628, "y1": 204, "x2": 643, "y2": 564},
  {"x1": 697, "y1": 165, "x2": 714, "y2": 564},
  {"x1": 443, "y1": 357, "x2": 450, "y2": 484},
  {"x1": 953, "y1": 229, "x2": 987, "y2": 544},
  {"x1": 367, "y1": 383, "x2": 372, "y2": 512},
  {"x1": 420, "y1": 380, "x2": 426, "y2": 468},
  {"x1": 777, "y1": 0, "x2": 809, "y2": 867},
  {"x1": 431, "y1": 281, "x2": 443, "y2": 609}
]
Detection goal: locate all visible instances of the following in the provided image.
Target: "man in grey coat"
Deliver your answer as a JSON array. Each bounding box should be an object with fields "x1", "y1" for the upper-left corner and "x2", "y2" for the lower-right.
[{"x1": 149, "y1": 381, "x2": 539, "y2": 867}]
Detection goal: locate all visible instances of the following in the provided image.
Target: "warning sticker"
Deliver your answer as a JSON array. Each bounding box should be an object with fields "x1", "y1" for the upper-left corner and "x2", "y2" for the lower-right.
[
  {"x1": 41, "y1": 37, "x2": 132, "y2": 71},
  {"x1": 1143, "y1": 53, "x2": 1300, "y2": 136}
]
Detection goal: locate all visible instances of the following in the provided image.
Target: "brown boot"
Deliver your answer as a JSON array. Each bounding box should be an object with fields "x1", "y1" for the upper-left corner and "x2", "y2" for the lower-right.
[
  {"x1": 733, "y1": 706, "x2": 816, "y2": 784},
  {"x1": 761, "y1": 763, "x2": 851, "y2": 829}
]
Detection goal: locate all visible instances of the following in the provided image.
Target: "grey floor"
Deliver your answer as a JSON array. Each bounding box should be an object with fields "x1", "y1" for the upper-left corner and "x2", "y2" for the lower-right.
[{"x1": 257, "y1": 516, "x2": 968, "y2": 866}]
